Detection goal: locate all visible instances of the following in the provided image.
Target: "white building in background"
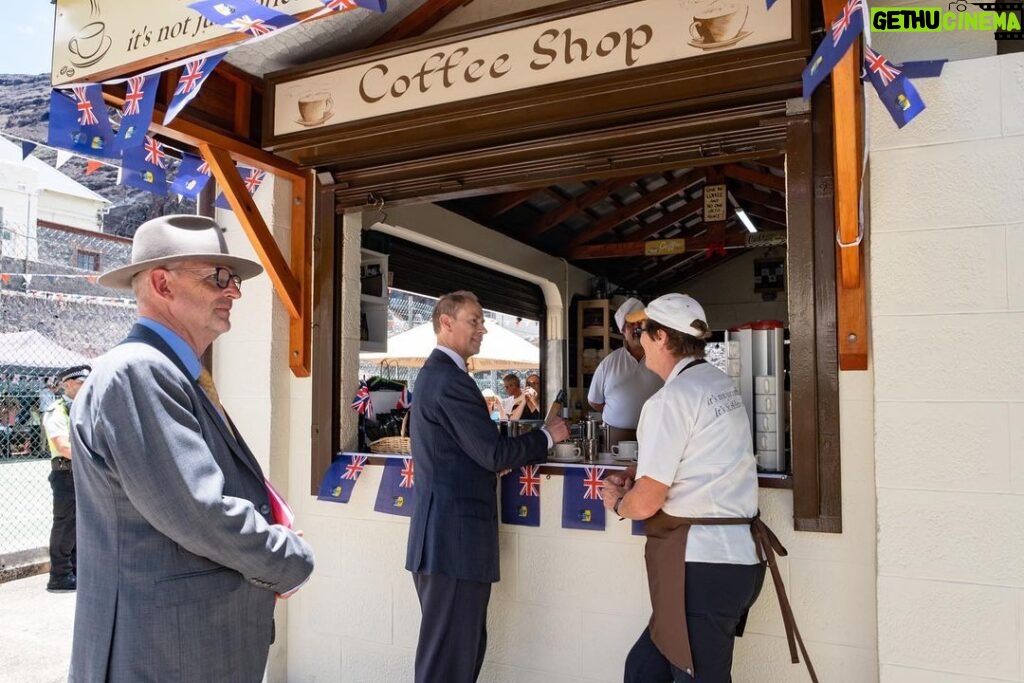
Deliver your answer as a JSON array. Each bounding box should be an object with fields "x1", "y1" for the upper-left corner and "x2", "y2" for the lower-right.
[{"x1": 0, "y1": 136, "x2": 109, "y2": 263}]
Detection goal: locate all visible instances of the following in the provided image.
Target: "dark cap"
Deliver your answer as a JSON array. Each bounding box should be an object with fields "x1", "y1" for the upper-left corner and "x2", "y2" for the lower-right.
[{"x1": 58, "y1": 365, "x2": 91, "y2": 383}]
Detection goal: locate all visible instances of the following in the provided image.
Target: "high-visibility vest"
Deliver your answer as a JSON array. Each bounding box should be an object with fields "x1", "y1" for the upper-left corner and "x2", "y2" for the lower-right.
[{"x1": 43, "y1": 397, "x2": 70, "y2": 458}]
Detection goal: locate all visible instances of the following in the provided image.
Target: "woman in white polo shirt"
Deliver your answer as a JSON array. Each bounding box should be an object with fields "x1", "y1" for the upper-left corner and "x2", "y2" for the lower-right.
[
  {"x1": 601, "y1": 293, "x2": 764, "y2": 683},
  {"x1": 587, "y1": 297, "x2": 663, "y2": 446}
]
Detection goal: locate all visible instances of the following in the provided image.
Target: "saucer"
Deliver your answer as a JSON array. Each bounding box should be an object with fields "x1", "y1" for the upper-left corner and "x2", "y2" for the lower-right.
[
  {"x1": 687, "y1": 30, "x2": 752, "y2": 51},
  {"x1": 612, "y1": 454, "x2": 637, "y2": 462},
  {"x1": 598, "y1": 452, "x2": 614, "y2": 459},
  {"x1": 69, "y1": 35, "x2": 112, "y2": 68},
  {"x1": 293, "y1": 111, "x2": 335, "y2": 128},
  {"x1": 548, "y1": 454, "x2": 584, "y2": 463}
]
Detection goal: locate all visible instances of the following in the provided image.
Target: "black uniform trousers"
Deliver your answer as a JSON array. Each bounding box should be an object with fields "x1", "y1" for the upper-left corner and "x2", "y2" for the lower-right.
[
  {"x1": 412, "y1": 572, "x2": 492, "y2": 683},
  {"x1": 624, "y1": 562, "x2": 764, "y2": 683},
  {"x1": 47, "y1": 468, "x2": 76, "y2": 578}
]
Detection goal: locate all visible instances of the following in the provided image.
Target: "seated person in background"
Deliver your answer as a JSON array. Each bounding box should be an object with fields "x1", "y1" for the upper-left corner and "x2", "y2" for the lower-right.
[
  {"x1": 503, "y1": 374, "x2": 541, "y2": 421},
  {"x1": 588, "y1": 297, "x2": 663, "y2": 445},
  {"x1": 525, "y1": 374, "x2": 542, "y2": 416}
]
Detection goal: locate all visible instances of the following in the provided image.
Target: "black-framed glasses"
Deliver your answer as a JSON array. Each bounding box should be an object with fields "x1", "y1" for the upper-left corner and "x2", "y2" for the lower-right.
[
  {"x1": 631, "y1": 323, "x2": 648, "y2": 339},
  {"x1": 169, "y1": 266, "x2": 242, "y2": 290}
]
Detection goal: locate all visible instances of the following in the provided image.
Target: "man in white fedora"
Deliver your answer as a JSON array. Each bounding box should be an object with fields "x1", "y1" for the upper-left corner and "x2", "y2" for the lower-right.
[{"x1": 68, "y1": 215, "x2": 315, "y2": 682}]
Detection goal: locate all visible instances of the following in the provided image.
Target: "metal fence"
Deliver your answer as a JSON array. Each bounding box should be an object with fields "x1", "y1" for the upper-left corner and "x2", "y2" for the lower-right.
[{"x1": 0, "y1": 220, "x2": 134, "y2": 558}]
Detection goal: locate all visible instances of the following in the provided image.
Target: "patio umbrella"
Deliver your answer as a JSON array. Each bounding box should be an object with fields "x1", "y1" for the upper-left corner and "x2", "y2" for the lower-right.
[{"x1": 361, "y1": 320, "x2": 539, "y2": 372}]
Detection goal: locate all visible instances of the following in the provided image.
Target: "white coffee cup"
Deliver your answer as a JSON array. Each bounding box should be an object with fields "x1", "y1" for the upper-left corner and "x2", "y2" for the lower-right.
[
  {"x1": 297, "y1": 91, "x2": 334, "y2": 123},
  {"x1": 612, "y1": 441, "x2": 638, "y2": 459},
  {"x1": 553, "y1": 443, "x2": 581, "y2": 459}
]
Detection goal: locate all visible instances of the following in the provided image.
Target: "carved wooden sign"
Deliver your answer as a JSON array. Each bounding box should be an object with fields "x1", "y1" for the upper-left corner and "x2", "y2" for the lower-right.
[
  {"x1": 52, "y1": 0, "x2": 325, "y2": 86},
  {"x1": 703, "y1": 184, "x2": 727, "y2": 222},
  {"x1": 271, "y1": 0, "x2": 793, "y2": 136},
  {"x1": 644, "y1": 239, "x2": 688, "y2": 256}
]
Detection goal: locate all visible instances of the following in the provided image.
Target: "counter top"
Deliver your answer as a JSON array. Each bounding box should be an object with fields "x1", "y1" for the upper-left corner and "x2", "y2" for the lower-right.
[{"x1": 336, "y1": 452, "x2": 792, "y2": 487}]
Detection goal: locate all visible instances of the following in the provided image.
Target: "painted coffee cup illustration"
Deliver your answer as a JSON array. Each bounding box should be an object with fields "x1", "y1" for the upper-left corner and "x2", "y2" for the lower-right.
[
  {"x1": 297, "y1": 91, "x2": 334, "y2": 124},
  {"x1": 69, "y1": 21, "x2": 110, "y2": 62},
  {"x1": 689, "y1": 0, "x2": 749, "y2": 44}
]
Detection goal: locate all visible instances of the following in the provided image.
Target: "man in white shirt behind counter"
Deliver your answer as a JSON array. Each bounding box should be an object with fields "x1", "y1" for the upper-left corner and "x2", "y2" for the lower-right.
[{"x1": 587, "y1": 297, "x2": 663, "y2": 446}]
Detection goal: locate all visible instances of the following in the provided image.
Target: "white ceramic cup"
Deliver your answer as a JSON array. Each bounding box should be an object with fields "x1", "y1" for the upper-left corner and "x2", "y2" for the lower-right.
[
  {"x1": 553, "y1": 443, "x2": 581, "y2": 459},
  {"x1": 611, "y1": 441, "x2": 638, "y2": 459}
]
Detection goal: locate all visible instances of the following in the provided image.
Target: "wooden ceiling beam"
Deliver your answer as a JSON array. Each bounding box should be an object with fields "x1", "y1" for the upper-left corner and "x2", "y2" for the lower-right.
[
  {"x1": 481, "y1": 187, "x2": 541, "y2": 219},
  {"x1": 629, "y1": 197, "x2": 703, "y2": 242},
  {"x1": 730, "y1": 185, "x2": 786, "y2": 212},
  {"x1": 523, "y1": 177, "x2": 634, "y2": 240},
  {"x1": 723, "y1": 163, "x2": 786, "y2": 192},
  {"x1": 568, "y1": 231, "x2": 784, "y2": 260},
  {"x1": 565, "y1": 169, "x2": 705, "y2": 250},
  {"x1": 652, "y1": 250, "x2": 749, "y2": 294}
]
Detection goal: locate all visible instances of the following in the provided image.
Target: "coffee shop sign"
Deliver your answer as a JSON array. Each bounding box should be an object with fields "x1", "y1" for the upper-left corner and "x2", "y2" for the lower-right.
[{"x1": 272, "y1": 0, "x2": 792, "y2": 135}]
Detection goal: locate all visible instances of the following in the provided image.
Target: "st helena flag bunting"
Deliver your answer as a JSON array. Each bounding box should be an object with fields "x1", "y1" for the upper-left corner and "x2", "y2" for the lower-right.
[
  {"x1": 317, "y1": 454, "x2": 368, "y2": 504},
  {"x1": 501, "y1": 464, "x2": 541, "y2": 526},
  {"x1": 374, "y1": 457, "x2": 415, "y2": 517},
  {"x1": 561, "y1": 466, "x2": 606, "y2": 531}
]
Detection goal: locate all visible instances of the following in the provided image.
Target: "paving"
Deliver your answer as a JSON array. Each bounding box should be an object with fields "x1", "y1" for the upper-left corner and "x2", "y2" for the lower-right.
[{"x1": 0, "y1": 571, "x2": 75, "y2": 683}]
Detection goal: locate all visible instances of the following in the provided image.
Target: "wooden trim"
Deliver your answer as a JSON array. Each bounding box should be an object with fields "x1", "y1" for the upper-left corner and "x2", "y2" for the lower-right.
[
  {"x1": 310, "y1": 185, "x2": 338, "y2": 493},
  {"x1": 567, "y1": 231, "x2": 784, "y2": 260},
  {"x1": 290, "y1": 170, "x2": 314, "y2": 377},
  {"x1": 199, "y1": 143, "x2": 301, "y2": 319}
]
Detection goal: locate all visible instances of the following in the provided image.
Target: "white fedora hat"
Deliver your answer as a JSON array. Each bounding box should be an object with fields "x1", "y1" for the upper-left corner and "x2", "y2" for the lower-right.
[{"x1": 98, "y1": 215, "x2": 263, "y2": 290}]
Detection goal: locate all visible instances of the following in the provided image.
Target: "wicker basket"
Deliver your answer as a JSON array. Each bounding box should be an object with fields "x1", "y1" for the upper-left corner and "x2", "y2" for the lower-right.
[{"x1": 369, "y1": 412, "x2": 411, "y2": 455}]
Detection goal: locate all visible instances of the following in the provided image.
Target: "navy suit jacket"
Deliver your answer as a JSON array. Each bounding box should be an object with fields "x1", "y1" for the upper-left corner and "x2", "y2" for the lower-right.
[{"x1": 405, "y1": 349, "x2": 548, "y2": 583}]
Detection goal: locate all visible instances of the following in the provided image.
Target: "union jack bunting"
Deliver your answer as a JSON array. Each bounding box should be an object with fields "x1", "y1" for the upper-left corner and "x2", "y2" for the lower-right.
[
  {"x1": 170, "y1": 152, "x2": 214, "y2": 199},
  {"x1": 500, "y1": 464, "x2": 541, "y2": 526},
  {"x1": 863, "y1": 46, "x2": 926, "y2": 129},
  {"x1": 561, "y1": 466, "x2": 607, "y2": 531},
  {"x1": 121, "y1": 135, "x2": 167, "y2": 196},
  {"x1": 214, "y1": 166, "x2": 267, "y2": 209},
  {"x1": 46, "y1": 87, "x2": 115, "y2": 158},
  {"x1": 164, "y1": 52, "x2": 227, "y2": 125},
  {"x1": 115, "y1": 73, "x2": 159, "y2": 152},
  {"x1": 801, "y1": 0, "x2": 864, "y2": 99},
  {"x1": 317, "y1": 454, "x2": 368, "y2": 504},
  {"x1": 313, "y1": 0, "x2": 387, "y2": 18},
  {"x1": 350, "y1": 380, "x2": 374, "y2": 419},
  {"x1": 396, "y1": 386, "x2": 412, "y2": 410},
  {"x1": 189, "y1": 0, "x2": 297, "y2": 39},
  {"x1": 374, "y1": 457, "x2": 415, "y2": 517}
]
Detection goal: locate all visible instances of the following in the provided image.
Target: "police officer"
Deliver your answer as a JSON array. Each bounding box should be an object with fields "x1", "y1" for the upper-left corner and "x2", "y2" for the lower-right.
[{"x1": 42, "y1": 364, "x2": 90, "y2": 592}]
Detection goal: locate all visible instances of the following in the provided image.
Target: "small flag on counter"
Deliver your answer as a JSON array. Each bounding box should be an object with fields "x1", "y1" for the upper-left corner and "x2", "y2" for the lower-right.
[
  {"x1": 47, "y1": 86, "x2": 116, "y2": 158},
  {"x1": 121, "y1": 135, "x2": 167, "y2": 195},
  {"x1": 214, "y1": 166, "x2": 266, "y2": 209},
  {"x1": 188, "y1": 0, "x2": 298, "y2": 38},
  {"x1": 500, "y1": 465, "x2": 541, "y2": 527},
  {"x1": 115, "y1": 73, "x2": 159, "y2": 152},
  {"x1": 561, "y1": 466, "x2": 606, "y2": 531},
  {"x1": 374, "y1": 457, "x2": 415, "y2": 517},
  {"x1": 351, "y1": 379, "x2": 374, "y2": 419},
  {"x1": 170, "y1": 152, "x2": 213, "y2": 199},
  {"x1": 863, "y1": 45, "x2": 926, "y2": 129},
  {"x1": 164, "y1": 52, "x2": 227, "y2": 125},
  {"x1": 801, "y1": 0, "x2": 864, "y2": 99},
  {"x1": 317, "y1": 454, "x2": 368, "y2": 504}
]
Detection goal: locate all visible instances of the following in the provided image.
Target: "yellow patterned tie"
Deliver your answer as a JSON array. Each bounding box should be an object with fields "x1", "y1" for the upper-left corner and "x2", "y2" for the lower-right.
[{"x1": 197, "y1": 367, "x2": 228, "y2": 425}]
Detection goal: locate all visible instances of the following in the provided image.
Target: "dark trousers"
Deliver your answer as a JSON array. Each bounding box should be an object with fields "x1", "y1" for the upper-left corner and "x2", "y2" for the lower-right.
[
  {"x1": 625, "y1": 562, "x2": 765, "y2": 683},
  {"x1": 48, "y1": 468, "x2": 76, "y2": 578},
  {"x1": 412, "y1": 572, "x2": 491, "y2": 683}
]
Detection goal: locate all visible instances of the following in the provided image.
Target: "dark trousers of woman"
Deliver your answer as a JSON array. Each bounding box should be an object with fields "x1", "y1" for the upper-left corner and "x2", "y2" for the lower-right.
[
  {"x1": 625, "y1": 562, "x2": 765, "y2": 683},
  {"x1": 47, "y1": 469, "x2": 76, "y2": 579}
]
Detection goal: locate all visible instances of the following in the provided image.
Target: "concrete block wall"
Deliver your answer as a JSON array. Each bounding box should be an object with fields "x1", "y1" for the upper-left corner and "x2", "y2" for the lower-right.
[{"x1": 870, "y1": 53, "x2": 1024, "y2": 682}]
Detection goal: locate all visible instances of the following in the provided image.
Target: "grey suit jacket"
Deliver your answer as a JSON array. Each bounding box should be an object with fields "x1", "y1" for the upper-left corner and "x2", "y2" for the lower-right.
[
  {"x1": 405, "y1": 349, "x2": 548, "y2": 584},
  {"x1": 68, "y1": 325, "x2": 314, "y2": 682}
]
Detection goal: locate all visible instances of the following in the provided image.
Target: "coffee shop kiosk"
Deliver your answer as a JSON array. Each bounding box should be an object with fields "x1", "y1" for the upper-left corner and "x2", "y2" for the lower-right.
[{"x1": 52, "y1": 0, "x2": 1020, "y2": 678}]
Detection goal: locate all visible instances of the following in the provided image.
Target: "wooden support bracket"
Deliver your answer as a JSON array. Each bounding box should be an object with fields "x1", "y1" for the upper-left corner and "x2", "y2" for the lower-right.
[
  {"x1": 199, "y1": 143, "x2": 312, "y2": 375},
  {"x1": 824, "y1": 0, "x2": 869, "y2": 371}
]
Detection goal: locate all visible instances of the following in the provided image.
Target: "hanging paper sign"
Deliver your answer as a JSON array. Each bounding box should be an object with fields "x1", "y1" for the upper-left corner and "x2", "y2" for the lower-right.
[
  {"x1": 317, "y1": 454, "x2": 368, "y2": 504},
  {"x1": 703, "y1": 184, "x2": 727, "y2": 222}
]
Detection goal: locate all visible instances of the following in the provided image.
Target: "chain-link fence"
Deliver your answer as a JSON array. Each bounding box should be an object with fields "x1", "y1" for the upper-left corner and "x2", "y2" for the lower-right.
[{"x1": 1, "y1": 219, "x2": 134, "y2": 559}]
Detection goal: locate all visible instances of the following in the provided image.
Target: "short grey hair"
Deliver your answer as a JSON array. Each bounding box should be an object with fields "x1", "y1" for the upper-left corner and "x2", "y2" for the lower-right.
[{"x1": 432, "y1": 291, "x2": 480, "y2": 333}]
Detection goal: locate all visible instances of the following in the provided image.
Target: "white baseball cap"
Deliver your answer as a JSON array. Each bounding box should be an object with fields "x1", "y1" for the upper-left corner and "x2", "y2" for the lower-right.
[
  {"x1": 626, "y1": 293, "x2": 708, "y2": 338},
  {"x1": 614, "y1": 297, "x2": 645, "y2": 332}
]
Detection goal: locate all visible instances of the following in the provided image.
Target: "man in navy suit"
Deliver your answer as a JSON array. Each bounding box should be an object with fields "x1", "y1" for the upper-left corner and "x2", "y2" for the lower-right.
[{"x1": 406, "y1": 291, "x2": 570, "y2": 683}]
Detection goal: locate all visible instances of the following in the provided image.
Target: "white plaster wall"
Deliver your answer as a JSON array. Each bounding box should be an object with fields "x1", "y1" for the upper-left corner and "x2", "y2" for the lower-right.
[
  {"x1": 36, "y1": 190, "x2": 104, "y2": 232},
  {"x1": 870, "y1": 53, "x2": 1024, "y2": 682}
]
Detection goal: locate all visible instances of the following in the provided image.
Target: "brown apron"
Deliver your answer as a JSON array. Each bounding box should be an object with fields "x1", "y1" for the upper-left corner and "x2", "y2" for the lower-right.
[{"x1": 644, "y1": 510, "x2": 818, "y2": 682}]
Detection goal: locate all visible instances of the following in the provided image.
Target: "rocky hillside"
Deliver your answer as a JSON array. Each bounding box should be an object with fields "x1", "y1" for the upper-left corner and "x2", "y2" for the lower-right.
[{"x1": 0, "y1": 73, "x2": 193, "y2": 238}]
